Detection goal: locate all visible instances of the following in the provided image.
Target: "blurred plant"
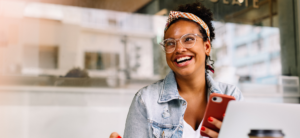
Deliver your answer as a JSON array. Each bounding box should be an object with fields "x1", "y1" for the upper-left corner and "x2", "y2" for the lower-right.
[{"x1": 64, "y1": 68, "x2": 89, "y2": 78}]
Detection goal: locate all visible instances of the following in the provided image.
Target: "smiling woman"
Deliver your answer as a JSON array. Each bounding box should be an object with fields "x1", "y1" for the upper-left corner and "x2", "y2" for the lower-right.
[{"x1": 110, "y1": 2, "x2": 243, "y2": 138}]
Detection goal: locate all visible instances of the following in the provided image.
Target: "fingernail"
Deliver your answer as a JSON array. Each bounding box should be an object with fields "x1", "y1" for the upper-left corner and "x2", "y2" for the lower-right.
[
  {"x1": 117, "y1": 136, "x2": 122, "y2": 138},
  {"x1": 208, "y1": 117, "x2": 213, "y2": 122},
  {"x1": 201, "y1": 126, "x2": 206, "y2": 131}
]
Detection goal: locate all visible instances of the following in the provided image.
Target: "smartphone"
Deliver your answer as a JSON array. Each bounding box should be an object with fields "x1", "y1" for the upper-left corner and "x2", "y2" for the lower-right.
[{"x1": 200, "y1": 93, "x2": 236, "y2": 137}]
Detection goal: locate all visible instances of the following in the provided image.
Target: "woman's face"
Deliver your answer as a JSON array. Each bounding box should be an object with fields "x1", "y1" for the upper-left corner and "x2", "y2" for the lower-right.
[{"x1": 164, "y1": 20, "x2": 211, "y2": 77}]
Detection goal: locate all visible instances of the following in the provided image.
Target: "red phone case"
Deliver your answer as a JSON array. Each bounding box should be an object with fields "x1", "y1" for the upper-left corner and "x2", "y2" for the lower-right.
[{"x1": 200, "y1": 93, "x2": 235, "y2": 137}]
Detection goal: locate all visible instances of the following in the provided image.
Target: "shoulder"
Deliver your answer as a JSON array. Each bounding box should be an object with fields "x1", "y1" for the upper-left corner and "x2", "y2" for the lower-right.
[
  {"x1": 216, "y1": 81, "x2": 238, "y2": 94},
  {"x1": 215, "y1": 81, "x2": 244, "y2": 101},
  {"x1": 135, "y1": 79, "x2": 164, "y2": 103}
]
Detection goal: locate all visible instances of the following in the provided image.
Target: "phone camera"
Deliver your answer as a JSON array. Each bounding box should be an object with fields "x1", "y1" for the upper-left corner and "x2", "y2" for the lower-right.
[{"x1": 212, "y1": 97, "x2": 217, "y2": 101}]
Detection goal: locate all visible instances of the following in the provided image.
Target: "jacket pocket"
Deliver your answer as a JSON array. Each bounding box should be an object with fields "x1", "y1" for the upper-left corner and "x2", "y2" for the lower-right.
[{"x1": 151, "y1": 124, "x2": 176, "y2": 138}]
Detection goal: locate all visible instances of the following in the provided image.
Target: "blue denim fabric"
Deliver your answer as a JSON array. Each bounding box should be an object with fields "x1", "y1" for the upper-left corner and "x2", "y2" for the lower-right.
[{"x1": 124, "y1": 71, "x2": 244, "y2": 138}]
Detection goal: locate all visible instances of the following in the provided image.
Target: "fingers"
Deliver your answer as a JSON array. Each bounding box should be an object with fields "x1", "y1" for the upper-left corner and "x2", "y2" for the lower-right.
[
  {"x1": 201, "y1": 116, "x2": 224, "y2": 138},
  {"x1": 208, "y1": 116, "x2": 222, "y2": 129},
  {"x1": 109, "y1": 132, "x2": 122, "y2": 138},
  {"x1": 201, "y1": 126, "x2": 219, "y2": 138}
]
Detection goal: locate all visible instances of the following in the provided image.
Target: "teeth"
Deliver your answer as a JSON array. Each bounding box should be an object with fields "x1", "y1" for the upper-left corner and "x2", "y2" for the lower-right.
[{"x1": 176, "y1": 56, "x2": 191, "y2": 62}]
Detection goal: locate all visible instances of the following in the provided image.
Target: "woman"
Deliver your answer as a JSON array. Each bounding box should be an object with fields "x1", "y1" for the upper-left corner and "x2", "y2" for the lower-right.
[{"x1": 111, "y1": 2, "x2": 243, "y2": 138}]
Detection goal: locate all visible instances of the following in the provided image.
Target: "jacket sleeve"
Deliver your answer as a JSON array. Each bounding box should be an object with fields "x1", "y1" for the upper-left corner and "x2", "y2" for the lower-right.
[
  {"x1": 231, "y1": 86, "x2": 244, "y2": 101},
  {"x1": 123, "y1": 91, "x2": 150, "y2": 138},
  {"x1": 218, "y1": 82, "x2": 244, "y2": 101}
]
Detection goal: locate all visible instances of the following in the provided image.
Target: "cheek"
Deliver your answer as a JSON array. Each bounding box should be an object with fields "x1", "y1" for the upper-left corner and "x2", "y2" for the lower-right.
[
  {"x1": 193, "y1": 47, "x2": 206, "y2": 63},
  {"x1": 165, "y1": 54, "x2": 173, "y2": 64}
]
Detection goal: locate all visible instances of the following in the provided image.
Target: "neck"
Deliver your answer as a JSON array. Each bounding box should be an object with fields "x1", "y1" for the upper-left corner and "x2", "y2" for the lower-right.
[{"x1": 175, "y1": 69, "x2": 207, "y2": 97}]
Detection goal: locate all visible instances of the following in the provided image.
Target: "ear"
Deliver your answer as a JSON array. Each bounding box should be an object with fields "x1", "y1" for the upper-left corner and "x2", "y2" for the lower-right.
[{"x1": 204, "y1": 40, "x2": 211, "y2": 56}]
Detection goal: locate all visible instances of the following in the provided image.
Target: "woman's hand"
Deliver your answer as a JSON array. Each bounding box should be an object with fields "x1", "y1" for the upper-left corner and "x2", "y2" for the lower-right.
[
  {"x1": 109, "y1": 132, "x2": 122, "y2": 138},
  {"x1": 200, "y1": 115, "x2": 224, "y2": 138}
]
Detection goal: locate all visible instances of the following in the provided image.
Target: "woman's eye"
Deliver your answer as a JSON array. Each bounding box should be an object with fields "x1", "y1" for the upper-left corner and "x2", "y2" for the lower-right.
[
  {"x1": 166, "y1": 42, "x2": 175, "y2": 46},
  {"x1": 185, "y1": 37, "x2": 195, "y2": 42}
]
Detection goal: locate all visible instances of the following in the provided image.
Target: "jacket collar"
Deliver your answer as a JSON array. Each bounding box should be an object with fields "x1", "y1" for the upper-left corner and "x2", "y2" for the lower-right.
[{"x1": 158, "y1": 71, "x2": 223, "y2": 103}]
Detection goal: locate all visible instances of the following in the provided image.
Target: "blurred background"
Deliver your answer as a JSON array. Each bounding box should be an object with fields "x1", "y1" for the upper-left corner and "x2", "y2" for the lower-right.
[{"x1": 0, "y1": 0, "x2": 299, "y2": 137}]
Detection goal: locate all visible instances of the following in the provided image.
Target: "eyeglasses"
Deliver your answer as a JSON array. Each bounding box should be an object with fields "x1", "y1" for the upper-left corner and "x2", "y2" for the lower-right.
[{"x1": 160, "y1": 34, "x2": 203, "y2": 53}]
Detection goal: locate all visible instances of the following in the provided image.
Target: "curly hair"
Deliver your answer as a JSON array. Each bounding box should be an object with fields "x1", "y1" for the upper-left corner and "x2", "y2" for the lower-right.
[{"x1": 166, "y1": 2, "x2": 215, "y2": 72}]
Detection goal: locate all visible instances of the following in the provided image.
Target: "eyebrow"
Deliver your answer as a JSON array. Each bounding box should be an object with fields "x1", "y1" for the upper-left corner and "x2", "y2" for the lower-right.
[
  {"x1": 164, "y1": 34, "x2": 182, "y2": 39},
  {"x1": 164, "y1": 37, "x2": 175, "y2": 40}
]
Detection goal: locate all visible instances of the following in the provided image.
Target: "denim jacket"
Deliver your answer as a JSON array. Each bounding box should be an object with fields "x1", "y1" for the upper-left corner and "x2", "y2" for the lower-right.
[{"x1": 124, "y1": 71, "x2": 244, "y2": 138}]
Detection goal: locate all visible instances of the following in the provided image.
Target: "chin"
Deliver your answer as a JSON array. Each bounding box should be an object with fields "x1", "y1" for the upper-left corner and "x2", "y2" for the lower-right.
[{"x1": 173, "y1": 68, "x2": 195, "y2": 77}]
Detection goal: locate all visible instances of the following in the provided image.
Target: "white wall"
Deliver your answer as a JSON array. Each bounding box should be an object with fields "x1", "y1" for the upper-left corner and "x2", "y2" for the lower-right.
[{"x1": 0, "y1": 86, "x2": 137, "y2": 138}]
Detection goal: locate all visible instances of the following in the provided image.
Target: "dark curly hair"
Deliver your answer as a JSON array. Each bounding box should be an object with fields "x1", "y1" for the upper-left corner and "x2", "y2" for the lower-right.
[{"x1": 166, "y1": 2, "x2": 215, "y2": 73}]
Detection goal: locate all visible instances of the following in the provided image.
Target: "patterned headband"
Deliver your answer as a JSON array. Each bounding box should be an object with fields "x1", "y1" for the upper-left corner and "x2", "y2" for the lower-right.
[{"x1": 164, "y1": 11, "x2": 210, "y2": 41}]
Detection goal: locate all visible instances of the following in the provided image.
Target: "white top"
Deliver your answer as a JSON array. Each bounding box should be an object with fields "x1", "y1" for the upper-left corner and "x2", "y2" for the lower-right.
[{"x1": 182, "y1": 120, "x2": 209, "y2": 138}]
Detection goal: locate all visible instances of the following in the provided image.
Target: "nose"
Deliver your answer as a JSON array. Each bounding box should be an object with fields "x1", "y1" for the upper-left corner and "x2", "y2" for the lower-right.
[{"x1": 175, "y1": 41, "x2": 187, "y2": 53}]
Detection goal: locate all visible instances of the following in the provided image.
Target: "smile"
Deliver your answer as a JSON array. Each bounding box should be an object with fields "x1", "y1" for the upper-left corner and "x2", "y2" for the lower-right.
[
  {"x1": 174, "y1": 56, "x2": 193, "y2": 67},
  {"x1": 176, "y1": 56, "x2": 192, "y2": 63}
]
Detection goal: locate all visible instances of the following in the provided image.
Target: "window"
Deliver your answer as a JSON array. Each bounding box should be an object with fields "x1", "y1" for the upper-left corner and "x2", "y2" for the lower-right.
[
  {"x1": 251, "y1": 38, "x2": 263, "y2": 55},
  {"x1": 39, "y1": 46, "x2": 58, "y2": 69},
  {"x1": 84, "y1": 52, "x2": 119, "y2": 70},
  {"x1": 235, "y1": 44, "x2": 248, "y2": 58},
  {"x1": 252, "y1": 62, "x2": 267, "y2": 78},
  {"x1": 23, "y1": 45, "x2": 58, "y2": 70}
]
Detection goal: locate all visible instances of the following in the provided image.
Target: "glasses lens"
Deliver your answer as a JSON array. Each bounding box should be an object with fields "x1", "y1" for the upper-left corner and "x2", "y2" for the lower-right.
[
  {"x1": 181, "y1": 34, "x2": 196, "y2": 48},
  {"x1": 163, "y1": 39, "x2": 176, "y2": 53}
]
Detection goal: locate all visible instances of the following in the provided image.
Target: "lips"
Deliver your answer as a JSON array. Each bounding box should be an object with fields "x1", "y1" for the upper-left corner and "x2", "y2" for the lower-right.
[{"x1": 173, "y1": 55, "x2": 193, "y2": 67}]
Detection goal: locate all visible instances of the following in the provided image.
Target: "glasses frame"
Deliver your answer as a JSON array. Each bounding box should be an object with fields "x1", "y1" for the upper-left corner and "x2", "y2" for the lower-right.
[{"x1": 160, "y1": 33, "x2": 204, "y2": 53}]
